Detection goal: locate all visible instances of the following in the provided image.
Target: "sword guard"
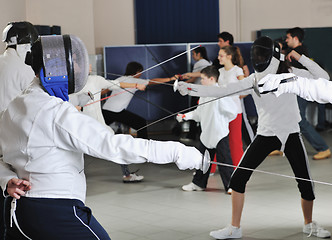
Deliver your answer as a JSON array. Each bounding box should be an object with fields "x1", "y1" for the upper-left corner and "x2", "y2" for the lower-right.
[
  {"x1": 253, "y1": 76, "x2": 261, "y2": 98},
  {"x1": 173, "y1": 79, "x2": 178, "y2": 92},
  {"x1": 202, "y1": 150, "x2": 211, "y2": 174}
]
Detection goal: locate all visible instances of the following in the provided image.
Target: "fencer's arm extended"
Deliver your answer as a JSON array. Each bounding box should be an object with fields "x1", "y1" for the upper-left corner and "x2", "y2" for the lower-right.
[
  {"x1": 104, "y1": 79, "x2": 145, "y2": 90},
  {"x1": 176, "y1": 75, "x2": 254, "y2": 97},
  {"x1": 54, "y1": 103, "x2": 204, "y2": 170},
  {"x1": 258, "y1": 73, "x2": 332, "y2": 104},
  {"x1": 278, "y1": 76, "x2": 332, "y2": 104},
  {"x1": 297, "y1": 55, "x2": 330, "y2": 80}
]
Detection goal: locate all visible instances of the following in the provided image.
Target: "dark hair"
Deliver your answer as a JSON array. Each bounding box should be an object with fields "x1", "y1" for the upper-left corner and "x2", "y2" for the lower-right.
[
  {"x1": 221, "y1": 46, "x2": 244, "y2": 68},
  {"x1": 274, "y1": 37, "x2": 288, "y2": 51},
  {"x1": 25, "y1": 37, "x2": 43, "y2": 75},
  {"x1": 4, "y1": 21, "x2": 39, "y2": 49},
  {"x1": 217, "y1": 31, "x2": 234, "y2": 45},
  {"x1": 193, "y1": 46, "x2": 209, "y2": 61},
  {"x1": 200, "y1": 66, "x2": 219, "y2": 80},
  {"x1": 276, "y1": 61, "x2": 291, "y2": 74},
  {"x1": 286, "y1": 27, "x2": 305, "y2": 43},
  {"x1": 124, "y1": 62, "x2": 143, "y2": 76}
]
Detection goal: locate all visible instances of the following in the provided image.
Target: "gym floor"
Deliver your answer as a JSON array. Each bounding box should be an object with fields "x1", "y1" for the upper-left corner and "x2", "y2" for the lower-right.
[{"x1": 84, "y1": 130, "x2": 332, "y2": 240}]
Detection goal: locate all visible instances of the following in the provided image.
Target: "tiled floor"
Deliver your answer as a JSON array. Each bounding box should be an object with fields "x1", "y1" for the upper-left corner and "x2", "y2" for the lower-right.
[{"x1": 84, "y1": 130, "x2": 332, "y2": 240}]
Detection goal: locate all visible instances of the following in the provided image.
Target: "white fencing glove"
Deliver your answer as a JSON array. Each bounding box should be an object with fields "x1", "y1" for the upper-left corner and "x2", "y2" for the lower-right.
[
  {"x1": 176, "y1": 114, "x2": 186, "y2": 122},
  {"x1": 77, "y1": 91, "x2": 94, "y2": 106},
  {"x1": 148, "y1": 140, "x2": 205, "y2": 171},
  {"x1": 176, "y1": 81, "x2": 197, "y2": 96},
  {"x1": 258, "y1": 73, "x2": 296, "y2": 97},
  {"x1": 175, "y1": 144, "x2": 204, "y2": 170}
]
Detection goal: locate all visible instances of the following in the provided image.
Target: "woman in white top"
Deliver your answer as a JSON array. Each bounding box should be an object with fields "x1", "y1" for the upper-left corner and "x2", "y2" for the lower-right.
[
  {"x1": 217, "y1": 45, "x2": 245, "y2": 167},
  {"x1": 185, "y1": 47, "x2": 212, "y2": 85}
]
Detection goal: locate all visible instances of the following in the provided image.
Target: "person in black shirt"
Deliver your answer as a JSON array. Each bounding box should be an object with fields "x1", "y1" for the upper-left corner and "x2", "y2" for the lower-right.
[{"x1": 286, "y1": 27, "x2": 331, "y2": 160}]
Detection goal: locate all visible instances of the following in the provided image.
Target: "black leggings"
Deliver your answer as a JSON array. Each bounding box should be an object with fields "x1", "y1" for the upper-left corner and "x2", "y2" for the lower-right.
[
  {"x1": 229, "y1": 133, "x2": 315, "y2": 201},
  {"x1": 102, "y1": 109, "x2": 148, "y2": 139},
  {"x1": 193, "y1": 136, "x2": 234, "y2": 191}
]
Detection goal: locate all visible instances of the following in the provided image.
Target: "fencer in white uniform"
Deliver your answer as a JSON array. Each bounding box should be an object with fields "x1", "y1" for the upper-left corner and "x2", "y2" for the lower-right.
[
  {"x1": 0, "y1": 21, "x2": 38, "y2": 240},
  {"x1": 0, "y1": 21, "x2": 38, "y2": 112},
  {"x1": 178, "y1": 66, "x2": 237, "y2": 192},
  {"x1": 175, "y1": 36, "x2": 330, "y2": 239},
  {"x1": 0, "y1": 35, "x2": 207, "y2": 240}
]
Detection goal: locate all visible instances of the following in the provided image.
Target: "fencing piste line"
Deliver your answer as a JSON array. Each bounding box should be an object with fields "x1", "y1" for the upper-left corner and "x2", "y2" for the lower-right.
[{"x1": 210, "y1": 161, "x2": 332, "y2": 187}]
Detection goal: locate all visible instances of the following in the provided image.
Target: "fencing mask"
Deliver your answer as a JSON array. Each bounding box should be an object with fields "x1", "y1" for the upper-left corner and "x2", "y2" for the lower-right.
[
  {"x1": 26, "y1": 35, "x2": 89, "y2": 101},
  {"x1": 251, "y1": 36, "x2": 282, "y2": 80}
]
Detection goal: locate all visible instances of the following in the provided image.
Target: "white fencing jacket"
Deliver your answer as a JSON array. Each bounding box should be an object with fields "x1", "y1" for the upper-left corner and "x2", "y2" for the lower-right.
[
  {"x1": 0, "y1": 48, "x2": 35, "y2": 112},
  {"x1": 184, "y1": 92, "x2": 237, "y2": 148},
  {"x1": 0, "y1": 78, "x2": 203, "y2": 203},
  {"x1": 71, "y1": 75, "x2": 122, "y2": 124}
]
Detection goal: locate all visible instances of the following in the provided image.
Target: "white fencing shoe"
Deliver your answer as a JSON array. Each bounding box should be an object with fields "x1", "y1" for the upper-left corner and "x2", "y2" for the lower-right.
[
  {"x1": 210, "y1": 225, "x2": 242, "y2": 239},
  {"x1": 181, "y1": 182, "x2": 204, "y2": 191},
  {"x1": 303, "y1": 221, "x2": 331, "y2": 238}
]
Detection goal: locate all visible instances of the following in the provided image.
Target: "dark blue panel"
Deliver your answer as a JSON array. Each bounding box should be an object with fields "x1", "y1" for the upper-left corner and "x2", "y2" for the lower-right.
[
  {"x1": 103, "y1": 46, "x2": 148, "y2": 80},
  {"x1": 104, "y1": 44, "x2": 189, "y2": 121},
  {"x1": 145, "y1": 44, "x2": 188, "y2": 78},
  {"x1": 135, "y1": 0, "x2": 219, "y2": 44},
  {"x1": 104, "y1": 42, "x2": 254, "y2": 121}
]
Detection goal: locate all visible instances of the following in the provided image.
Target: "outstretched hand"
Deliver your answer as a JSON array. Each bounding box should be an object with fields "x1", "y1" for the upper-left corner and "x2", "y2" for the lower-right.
[
  {"x1": 136, "y1": 83, "x2": 146, "y2": 91},
  {"x1": 6, "y1": 178, "x2": 31, "y2": 199},
  {"x1": 258, "y1": 73, "x2": 296, "y2": 95},
  {"x1": 176, "y1": 114, "x2": 185, "y2": 122}
]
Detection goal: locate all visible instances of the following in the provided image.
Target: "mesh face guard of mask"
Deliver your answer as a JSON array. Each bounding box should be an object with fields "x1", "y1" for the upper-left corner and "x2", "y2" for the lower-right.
[
  {"x1": 250, "y1": 36, "x2": 281, "y2": 73},
  {"x1": 39, "y1": 35, "x2": 89, "y2": 101}
]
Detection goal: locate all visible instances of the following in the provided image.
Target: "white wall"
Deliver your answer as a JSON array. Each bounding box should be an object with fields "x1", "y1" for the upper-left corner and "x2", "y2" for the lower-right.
[
  {"x1": 220, "y1": 0, "x2": 332, "y2": 42},
  {"x1": 93, "y1": 0, "x2": 135, "y2": 54},
  {"x1": 1, "y1": 0, "x2": 332, "y2": 54},
  {"x1": 0, "y1": 0, "x2": 27, "y2": 53},
  {"x1": 26, "y1": 0, "x2": 95, "y2": 54}
]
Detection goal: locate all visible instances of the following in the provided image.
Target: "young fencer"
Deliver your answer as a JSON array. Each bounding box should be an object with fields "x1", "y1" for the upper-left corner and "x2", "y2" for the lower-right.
[{"x1": 178, "y1": 66, "x2": 237, "y2": 193}]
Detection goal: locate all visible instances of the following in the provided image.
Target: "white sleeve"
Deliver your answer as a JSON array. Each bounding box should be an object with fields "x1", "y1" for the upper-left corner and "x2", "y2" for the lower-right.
[
  {"x1": 0, "y1": 147, "x2": 17, "y2": 195},
  {"x1": 218, "y1": 97, "x2": 238, "y2": 121},
  {"x1": 177, "y1": 75, "x2": 254, "y2": 97},
  {"x1": 98, "y1": 77, "x2": 121, "y2": 90},
  {"x1": 278, "y1": 76, "x2": 332, "y2": 104},
  {"x1": 236, "y1": 66, "x2": 244, "y2": 76},
  {"x1": 184, "y1": 109, "x2": 200, "y2": 122},
  {"x1": 53, "y1": 104, "x2": 203, "y2": 170},
  {"x1": 298, "y1": 55, "x2": 330, "y2": 80},
  {"x1": 68, "y1": 94, "x2": 80, "y2": 106}
]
